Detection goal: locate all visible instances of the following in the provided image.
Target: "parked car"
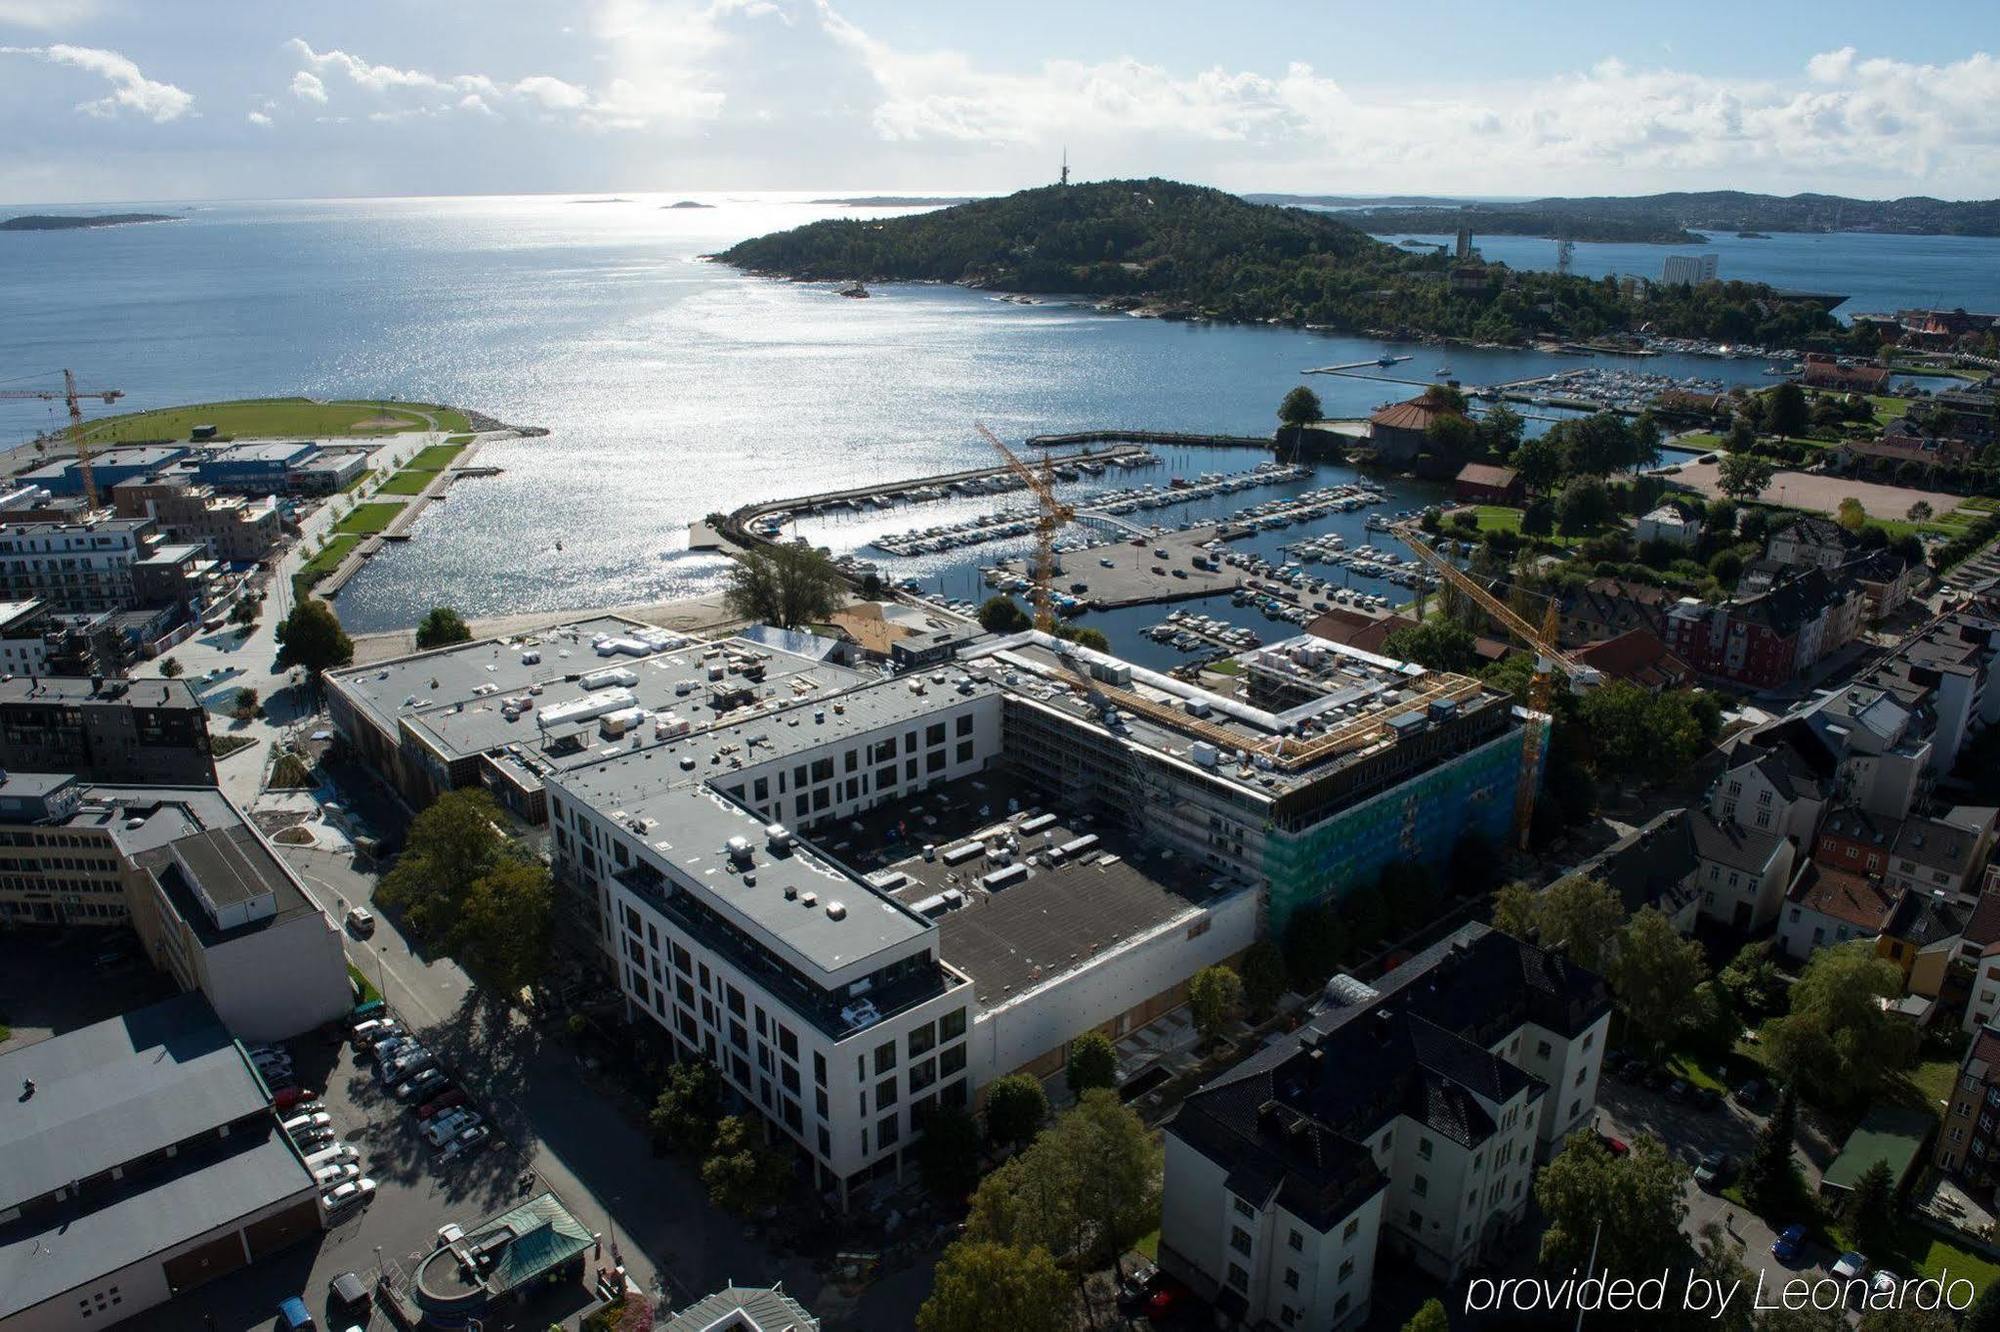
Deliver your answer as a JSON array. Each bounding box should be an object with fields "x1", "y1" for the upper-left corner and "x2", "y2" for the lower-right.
[
  {"x1": 1145, "y1": 1275, "x2": 1192, "y2": 1319},
  {"x1": 417, "y1": 1088, "x2": 469, "y2": 1119},
  {"x1": 424, "y1": 1109, "x2": 478, "y2": 1147},
  {"x1": 277, "y1": 1295, "x2": 316, "y2": 1331},
  {"x1": 1772, "y1": 1225, "x2": 1807, "y2": 1264},
  {"x1": 273, "y1": 1086, "x2": 318, "y2": 1113},
  {"x1": 1596, "y1": 1132, "x2": 1630, "y2": 1157},
  {"x1": 329, "y1": 1270, "x2": 371, "y2": 1316},
  {"x1": 322, "y1": 1177, "x2": 378, "y2": 1214},
  {"x1": 439, "y1": 1125, "x2": 490, "y2": 1162},
  {"x1": 313, "y1": 1162, "x2": 362, "y2": 1187},
  {"x1": 1694, "y1": 1150, "x2": 1734, "y2": 1190},
  {"x1": 294, "y1": 1123, "x2": 337, "y2": 1149},
  {"x1": 281, "y1": 1111, "x2": 332, "y2": 1136},
  {"x1": 345, "y1": 906, "x2": 376, "y2": 937},
  {"x1": 397, "y1": 1068, "x2": 449, "y2": 1102},
  {"x1": 1832, "y1": 1252, "x2": 1868, "y2": 1282},
  {"x1": 351, "y1": 1019, "x2": 401, "y2": 1048},
  {"x1": 371, "y1": 1035, "x2": 414, "y2": 1064},
  {"x1": 381, "y1": 1052, "x2": 435, "y2": 1083}
]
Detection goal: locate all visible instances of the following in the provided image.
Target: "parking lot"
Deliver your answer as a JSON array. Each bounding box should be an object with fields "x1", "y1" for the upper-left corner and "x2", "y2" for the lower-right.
[{"x1": 150, "y1": 1014, "x2": 589, "y2": 1331}]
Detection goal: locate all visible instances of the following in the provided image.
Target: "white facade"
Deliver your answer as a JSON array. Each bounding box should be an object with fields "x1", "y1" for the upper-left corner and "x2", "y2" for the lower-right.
[
  {"x1": 1695, "y1": 837, "x2": 1796, "y2": 933},
  {"x1": 1637, "y1": 506, "x2": 1703, "y2": 549},
  {"x1": 1501, "y1": 1008, "x2": 1613, "y2": 1154},
  {"x1": 1662, "y1": 253, "x2": 1719, "y2": 286},
  {"x1": 0, "y1": 520, "x2": 152, "y2": 614},
  {"x1": 1713, "y1": 760, "x2": 1823, "y2": 843}
]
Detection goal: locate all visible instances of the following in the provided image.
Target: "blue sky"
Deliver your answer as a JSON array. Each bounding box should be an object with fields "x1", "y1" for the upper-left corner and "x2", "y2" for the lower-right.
[{"x1": 2, "y1": 0, "x2": 1996, "y2": 204}]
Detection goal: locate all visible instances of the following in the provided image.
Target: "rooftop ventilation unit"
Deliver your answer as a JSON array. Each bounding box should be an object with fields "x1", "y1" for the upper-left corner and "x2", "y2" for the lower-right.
[
  {"x1": 766, "y1": 823, "x2": 794, "y2": 852},
  {"x1": 801, "y1": 891, "x2": 818, "y2": 908},
  {"x1": 826, "y1": 901, "x2": 846, "y2": 920}
]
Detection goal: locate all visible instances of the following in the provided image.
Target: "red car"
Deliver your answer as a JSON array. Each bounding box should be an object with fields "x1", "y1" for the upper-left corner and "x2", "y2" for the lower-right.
[
  {"x1": 1145, "y1": 1276, "x2": 1192, "y2": 1319},
  {"x1": 1597, "y1": 1131, "x2": 1630, "y2": 1157},
  {"x1": 273, "y1": 1086, "x2": 319, "y2": 1112},
  {"x1": 417, "y1": 1088, "x2": 469, "y2": 1119}
]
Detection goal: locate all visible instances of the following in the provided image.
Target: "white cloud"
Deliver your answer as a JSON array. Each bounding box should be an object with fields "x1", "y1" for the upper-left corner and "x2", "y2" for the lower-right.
[
  {"x1": 247, "y1": 110, "x2": 271, "y2": 126},
  {"x1": 0, "y1": 43, "x2": 192, "y2": 122},
  {"x1": 290, "y1": 70, "x2": 326, "y2": 103},
  {"x1": 0, "y1": 0, "x2": 98, "y2": 31}
]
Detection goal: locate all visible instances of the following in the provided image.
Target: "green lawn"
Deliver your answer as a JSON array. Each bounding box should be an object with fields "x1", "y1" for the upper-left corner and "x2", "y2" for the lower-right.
[
  {"x1": 376, "y1": 469, "x2": 438, "y2": 497},
  {"x1": 1464, "y1": 505, "x2": 1595, "y2": 548},
  {"x1": 294, "y1": 533, "x2": 361, "y2": 589},
  {"x1": 1866, "y1": 394, "x2": 1914, "y2": 422},
  {"x1": 406, "y1": 442, "x2": 468, "y2": 471},
  {"x1": 77, "y1": 397, "x2": 461, "y2": 444},
  {"x1": 1963, "y1": 497, "x2": 2000, "y2": 514},
  {"x1": 339, "y1": 468, "x2": 375, "y2": 494},
  {"x1": 332, "y1": 502, "x2": 404, "y2": 536},
  {"x1": 1133, "y1": 1227, "x2": 1160, "y2": 1261},
  {"x1": 1673, "y1": 432, "x2": 1723, "y2": 452}
]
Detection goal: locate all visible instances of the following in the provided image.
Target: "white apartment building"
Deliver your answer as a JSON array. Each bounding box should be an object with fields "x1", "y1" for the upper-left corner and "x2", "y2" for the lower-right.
[
  {"x1": 1161, "y1": 927, "x2": 1612, "y2": 1330},
  {"x1": 0, "y1": 517, "x2": 156, "y2": 614}
]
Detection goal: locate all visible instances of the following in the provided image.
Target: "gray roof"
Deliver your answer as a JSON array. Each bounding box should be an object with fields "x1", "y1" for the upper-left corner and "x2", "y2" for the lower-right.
[
  {"x1": 1892, "y1": 811, "x2": 1994, "y2": 877},
  {"x1": 1689, "y1": 808, "x2": 1787, "y2": 874},
  {"x1": 0, "y1": 993, "x2": 268, "y2": 1213},
  {"x1": 666, "y1": 1284, "x2": 819, "y2": 1331},
  {"x1": 0, "y1": 675, "x2": 201, "y2": 711},
  {"x1": 0, "y1": 1125, "x2": 309, "y2": 1321}
]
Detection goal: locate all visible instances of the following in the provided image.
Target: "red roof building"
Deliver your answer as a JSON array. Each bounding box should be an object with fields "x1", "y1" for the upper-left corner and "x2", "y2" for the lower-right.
[
  {"x1": 1800, "y1": 353, "x2": 1890, "y2": 393},
  {"x1": 1572, "y1": 628, "x2": 1693, "y2": 692},
  {"x1": 1453, "y1": 463, "x2": 1522, "y2": 506}
]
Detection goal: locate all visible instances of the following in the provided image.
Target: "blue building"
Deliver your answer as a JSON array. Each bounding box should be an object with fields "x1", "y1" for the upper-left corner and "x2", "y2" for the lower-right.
[
  {"x1": 193, "y1": 441, "x2": 322, "y2": 493},
  {"x1": 21, "y1": 446, "x2": 190, "y2": 496}
]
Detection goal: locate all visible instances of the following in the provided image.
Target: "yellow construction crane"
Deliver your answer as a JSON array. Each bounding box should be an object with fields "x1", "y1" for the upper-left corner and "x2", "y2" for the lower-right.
[
  {"x1": 977, "y1": 423, "x2": 1074, "y2": 631},
  {"x1": 1394, "y1": 520, "x2": 1598, "y2": 847},
  {"x1": 0, "y1": 371, "x2": 123, "y2": 509}
]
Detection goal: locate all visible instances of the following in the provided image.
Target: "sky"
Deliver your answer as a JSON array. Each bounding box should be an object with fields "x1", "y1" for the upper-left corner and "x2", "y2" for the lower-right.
[{"x1": 1, "y1": 0, "x2": 1997, "y2": 205}]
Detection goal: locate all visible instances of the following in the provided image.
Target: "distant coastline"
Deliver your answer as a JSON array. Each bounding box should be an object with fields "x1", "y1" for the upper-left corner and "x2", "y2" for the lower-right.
[
  {"x1": 810, "y1": 195, "x2": 976, "y2": 207},
  {"x1": 1, "y1": 213, "x2": 180, "y2": 232},
  {"x1": 664, "y1": 201, "x2": 714, "y2": 209}
]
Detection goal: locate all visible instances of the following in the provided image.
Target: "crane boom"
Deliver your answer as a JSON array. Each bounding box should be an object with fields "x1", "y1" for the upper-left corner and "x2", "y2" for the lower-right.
[
  {"x1": 0, "y1": 372, "x2": 123, "y2": 509},
  {"x1": 977, "y1": 423, "x2": 1074, "y2": 631}
]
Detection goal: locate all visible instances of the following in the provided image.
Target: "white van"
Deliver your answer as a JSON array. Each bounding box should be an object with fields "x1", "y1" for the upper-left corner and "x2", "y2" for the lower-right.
[
  {"x1": 313, "y1": 1162, "x2": 361, "y2": 1186},
  {"x1": 282, "y1": 1111, "x2": 332, "y2": 1136},
  {"x1": 303, "y1": 1143, "x2": 358, "y2": 1171}
]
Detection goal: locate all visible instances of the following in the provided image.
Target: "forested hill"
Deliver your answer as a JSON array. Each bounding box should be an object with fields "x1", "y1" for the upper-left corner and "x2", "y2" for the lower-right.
[
  {"x1": 719, "y1": 178, "x2": 1387, "y2": 292},
  {"x1": 1, "y1": 212, "x2": 180, "y2": 231},
  {"x1": 717, "y1": 178, "x2": 1849, "y2": 349},
  {"x1": 1252, "y1": 190, "x2": 2000, "y2": 238}
]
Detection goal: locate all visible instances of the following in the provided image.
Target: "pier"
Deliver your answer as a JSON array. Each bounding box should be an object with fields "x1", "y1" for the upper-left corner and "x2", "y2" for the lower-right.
[{"x1": 1024, "y1": 428, "x2": 1274, "y2": 451}]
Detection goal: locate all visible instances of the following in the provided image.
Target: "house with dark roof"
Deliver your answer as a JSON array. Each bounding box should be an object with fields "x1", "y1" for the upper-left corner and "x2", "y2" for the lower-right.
[
  {"x1": 1777, "y1": 863, "x2": 1897, "y2": 962},
  {"x1": 1934, "y1": 1024, "x2": 2000, "y2": 1183},
  {"x1": 1452, "y1": 463, "x2": 1522, "y2": 506},
  {"x1": 1879, "y1": 887, "x2": 1972, "y2": 1004},
  {"x1": 1800, "y1": 352, "x2": 1890, "y2": 393},
  {"x1": 1160, "y1": 926, "x2": 1610, "y2": 1329},
  {"x1": 1572, "y1": 628, "x2": 1692, "y2": 693},
  {"x1": 1815, "y1": 806, "x2": 1904, "y2": 879},
  {"x1": 1834, "y1": 419, "x2": 1976, "y2": 478},
  {"x1": 1636, "y1": 500, "x2": 1704, "y2": 550},
  {"x1": 1884, "y1": 808, "x2": 1996, "y2": 906},
  {"x1": 1558, "y1": 809, "x2": 1700, "y2": 931},
  {"x1": 1858, "y1": 607, "x2": 2000, "y2": 773},
  {"x1": 1556, "y1": 578, "x2": 1672, "y2": 646},
  {"x1": 1689, "y1": 807, "x2": 1799, "y2": 931},
  {"x1": 1663, "y1": 567, "x2": 1864, "y2": 689},
  {"x1": 1766, "y1": 515, "x2": 1857, "y2": 574},
  {"x1": 1366, "y1": 397, "x2": 1464, "y2": 477}
]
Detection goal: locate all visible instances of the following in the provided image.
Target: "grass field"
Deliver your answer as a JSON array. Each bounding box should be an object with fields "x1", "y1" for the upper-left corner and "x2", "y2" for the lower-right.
[
  {"x1": 339, "y1": 468, "x2": 375, "y2": 494},
  {"x1": 375, "y1": 470, "x2": 436, "y2": 497},
  {"x1": 295, "y1": 533, "x2": 361, "y2": 588},
  {"x1": 332, "y1": 502, "x2": 404, "y2": 536},
  {"x1": 404, "y1": 442, "x2": 468, "y2": 471},
  {"x1": 75, "y1": 397, "x2": 465, "y2": 445}
]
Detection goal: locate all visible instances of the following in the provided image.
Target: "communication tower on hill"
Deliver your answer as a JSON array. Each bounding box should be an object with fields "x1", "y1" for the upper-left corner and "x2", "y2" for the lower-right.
[{"x1": 1060, "y1": 147, "x2": 1070, "y2": 187}]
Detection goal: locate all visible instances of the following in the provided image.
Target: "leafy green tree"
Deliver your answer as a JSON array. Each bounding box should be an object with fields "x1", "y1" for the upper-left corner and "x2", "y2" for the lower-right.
[
  {"x1": 1282, "y1": 902, "x2": 1348, "y2": 990},
  {"x1": 984, "y1": 1073, "x2": 1049, "y2": 1149},
  {"x1": 1053, "y1": 624, "x2": 1110, "y2": 651},
  {"x1": 1537, "y1": 1131, "x2": 1689, "y2": 1276},
  {"x1": 1512, "y1": 433, "x2": 1567, "y2": 495},
  {"x1": 1425, "y1": 411, "x2": 1478, "y2": 461},
  {"x1": 1064, "y1": 1031, "x2": 1117, "y2": 1097},
  {"x1": 1761, "y1": 941, "x2": 1917, "y2": 1106},
  {"x1": 1608, "y1": 908, "x2": 1708, "y2": 1054},
  {"x1": 1402, "y1": 1299, "x2": 1451, "y2": 1332},
  {"x1": 1766, "y1": 381, "x2": 1810, "y2": 438},
  {"x1": 380, "y1": 789, "x2": 508, "y2": 939},
  {"x1": 1238, "y1": 941, "x2": 1288, "y2": 1017},
  {"x1": 231, "y1": 685, "x2": 260, "y2": 721},
  {"x1": 1907, "y1": 500, "x2": 1934, "y2": 523},
  {"x1": 452, "y1": 856, "x2": 553, "y2": 996},
  {"x1": 724, "y1": 542, "x2": 844, "y2": 628},
  {"x1": 700, "y1": 1116, "x2": 793, "y2": 1217},
  {"x1": 158, "y1": 655, "x2": 184, "y2": 678},
  {"x1": 415, "y1": 606, "x2": 473, "y2": 650},
  {"x1": 966, "y1": 1091, "x2": 1159, "y2": 1272},
  {"x1": 274, "y1": 598, "x2": 354, "y2": 679},
  {"x1": 917, "y1": 1241, "x2": 1071, "y2": 1332},
  {"x1": 649, "y1": 1060, "x2": 722, "y2": 1155},
  {"x1": 1717, "y1": 940, "x2": 1787, "y2": 1019},
  {"x1": 978, "y1": 596, "x2": 1030, "y2": 634},
  {"x1": 1278, "y1": 385, "x2": 1324, "y2": 426},
  {"x1": 1836, "y1": 496, "x2": 1867, "y2": 532},
  {"x1": 914, "y1": 1105, "x2": 983, "y2": 1200},
  {"x1": 1557, "y1": 478, "x2": 1615, "y2": 534},
  {"x1": 1188, "y1": 965, "x2": 1243, "y2": 1041},
  {"x1": 1629, "y1": 411, "x2": 1664, "y2": 471},
  {"x1": 1491, "y1": 875, "x2": 1625, "y2": 974},
  {"x1": 1742, "y1": 1081, "x2": 1802, "y2": 1214},
  {"x1": 1716, "y1": 452, "x2": 1776, "y2": 501},
  {"x1": 1581, "y1": 681, "x2": 1704, "y2": 786},
  {"x1": 1520, "y1": 496, "x2": 1555, "y2": 536},
  {"x1": 1849, "y1": 1160, "x2": 1898, "y2": 1259},
  {"x1": 1382, "y1": 619, "x2": 1479, "y2": 673},
  {"x1": 1477, "y1": 403, "x2": 1526, "y2": 460}
]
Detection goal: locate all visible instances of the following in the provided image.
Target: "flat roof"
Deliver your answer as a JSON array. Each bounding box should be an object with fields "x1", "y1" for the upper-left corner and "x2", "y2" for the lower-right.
[
  {"x1": 0, "y1": 675, "x2": 201, "y2": 710},
  {"x1": 0, "y1": 1125, "x2": 309, "y2": 1321},
  {"x1": 1821, "y1": 1104, "x2": 1934, "y2": 1193},
  {"x1": 0, "y1": 598, "x2": 42, "y2": 629},
  {"x1": 20, "y1": 446, "x2": 186, "y2": 479},
  {"x1": 203, "y1": 441, "x2": 319, "y2": 464},
  {"x1": 0, "y1": 992, "x2": 268, "y2": 1214}
]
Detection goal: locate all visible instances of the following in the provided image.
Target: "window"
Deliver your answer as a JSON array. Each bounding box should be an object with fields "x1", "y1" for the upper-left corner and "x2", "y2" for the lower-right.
[
  {"x1": 1575, "y1": 1066, "x2": 1588, "y2": 1086},
  {"x1": 926, "y1": 722, "x2": 946, "y2": 746},
  {"x1": 813, "y1": 1052, "x2": 827, "y2": 1087},
  {"x1": 1230, "y1": 1226, "x2": 1253, "y2": 1257},
  {"x1": 877, "y1": 1077, "x2": 898, "y2": 1108},
  {"x1": 1535, "y1": 1039, "x2": 1552, "y2": 1059},
  {"x1": 909, "y1": 1021, "x2": 937, "y2": 1058},
  {"x1": 779, "y1": 1026, "x2": 798, "y2": 1061},
  {"x1": 940, "y1": 1044, "x2": 966, "y2": 1077},
  {"x1": 1342, "y1": 1218, "x2": 1359, "y2": 1242},
  {"x1": 1233, "y1": 1196, "x2": 1255, "y2": 1219},
  {"x1": 1412, "y1": 1175, "x2": 1428, "y2": 1197},
  {"x1": 940, "y1": 1008, "x2": 967, "y2": 1041},
  {"x1": 956, "y1": 714, "x2": 974, "y2": 737},
  {"x1": 1417, "y1": 1136, "x2": 1433, "y2": 1160},
  {"x1": 878, "y1": 1113, "x2": 901, "y2": 1148},
  {"x1": 1280, "y1": 1308, "x2": 1297, "y2": 1327},
  {"x1": 1288, "y1": 1229, "x2": 1304, "y2": 1252},
  {"x1": 1227, "y1": 1263, "x2": 1249, "y2": 1292},
  {"x1": 909, "y1": 1057, "x2": 937, "y2": 1092},
  {"x1": 876, "y1": 1040, "x2": 897, "y2": 1073},
  {"x1": 1408, "y1": 1210, "x2": 1423, "y2": 1228},
  {"x1": 1284, "y1": 1267, "x2": 1300, "y2": 1290},
  {"x1": 1339, "y1": 1257, "x2": 1355, "y2": 1281},
  {"x1": 956, "y1": 740, "x2": 974, "y2": 763}
]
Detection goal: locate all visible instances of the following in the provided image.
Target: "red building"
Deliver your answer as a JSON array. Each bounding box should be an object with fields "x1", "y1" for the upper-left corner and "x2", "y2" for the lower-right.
[
  {"x1": 1661, "y1": 568, "x2": 1857, "y2": 689},
  {"x1": 1813, "y1": 806, "x2": 1903, "y2": 880},
  {"x1": 1800, "y1": 353, "x2": 1890, "y2": 393},
  {"x1": 1452, "y1": 462, "x2": 1523, "y2": 505}
]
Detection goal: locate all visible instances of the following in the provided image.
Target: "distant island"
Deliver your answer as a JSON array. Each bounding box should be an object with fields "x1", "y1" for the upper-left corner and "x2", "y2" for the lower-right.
[
  {"x1": 572, "y1": 197, "x2": 632, "y2": 205},
  {"x1": 664, "y1": 201, "x2": 714, "y2": 209},
  {"x1": 718, "y1": 177, "x2": 1851, "y2": 349},
  {"x1": 1250, "y1": 189, "x2": 2000, "y2": 239},
  {"x1": 809, "y1": 196, "x2": 977, "y2": 207},
  {"x1": 1, "y1": 212, "x2": 180, "y2": 232}
]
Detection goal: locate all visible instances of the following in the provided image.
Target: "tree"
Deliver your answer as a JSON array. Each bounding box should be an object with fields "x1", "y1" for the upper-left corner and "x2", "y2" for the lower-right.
[
  {"x1": 1278, "y1": 385, "x2": 1323, "y2": 427},
  {"x1": 415, "y1": 606, "x2": 472, "y2": 650},
  {"x1": 1282, "y1": 902, "x2": 1347, "y2": 990},
  {"x1": 1580, "y1": 682, "x2": 1704, "y2": 787},
  {"x1": 1726, "y1": 413, "x2": 1759, "y2": 454},
  {"x1": 1476, "y1": 403, "x2": 1526, "y2": 460},
  {"x1": 1187, "y1": 965, "x2": 1243, "y2": 1042},
  {"x1": 158, "y1": 655, "x2": 183, "y2": 678},
  {"x1": 1741, "y1": 1081, "x2": 1802, "y2": 1213},
  {"x1": 1761, "y1": 941, "x2": 1917, "y2": 1106},
  {"x1": 274, "y1": 597, "x2": 355, "y2": 679},
  {"x1": 701, "y1": 1115, "x2": 792, "y2": 1216},
  {"x1": 649, "y1": 1060, "x2": 722, "y2": 1155},
  {"x1": 1849, "y1": 1160, "x2": 1898, "y2": 1259},
  {"x1": 1608, "y1": 908, "x2": 1708, "y2": 1054},
  {"x1": 229, "y1": 595, "x2": 259, "y2": 626},
  {"x1": 978, "y1": 596, "x2": 1030, "y2": 634},
  {"x1": 1766, "y1": 381, "x2": 1810, "y2": 438},
  {"x1": 1512, "y1": 433, "x2": 1567, "y2": 495},
  {"x1": 1557, "y1": 478, "x2": 1614, "y2": 535},
  {"x1": 1537, "y1": 1130, "x2": 1689, "y2": 1276},
  {"x1": 231, "y1": 685, "x2": 260, "y2": 721},
  {"x1": 1492, "y1": 875, "x2": 1625, "y2": 974},
  {"x1": 1402, "y1": 1299, "x2": 1451, "y2": 1332},
  {"x1": 914, "y1": 1105, "x2": 983, "y2": 1200},
  {"x1": 917, "y1": 1241, "x2": 1071, "y2": 1332},
  {"x1": 1053, "y1": 623, "x2": 1110, "y2": 651},
  {"x1": 1064, "y1": 1030, "x2": 1117, "y2": 1097},
  {"x1": 1425, "y1": 411, "x2": 1478, "y2": 461},
  {"x1": 1381, "y1": 618, "x2": 1479, "y2": 674},
  {"x1": 723, "y1": 542, "x2": 844, "y2": 629},
  {"x1": 1238, "y1": 941, "x2": 1288, "y2": 1017},
  {"x1": 453, "y1": 856, "x2": 553, "y2": 995},
  {"x1": 1629, "y1": 411, "x2": 1664, "y2": 471},
  {"x1": 1907, "y1": 500, "x2": 1934, "y2": 523},
  {"x1": 1716, "y1": 452, "x2": 1776, "y2": 502},
  {"x1": 1836, "y1": 496, "x2": 1868, "y2": 532},
  {"x1": 983, "y1": 1073, "x2": 1048, "y2": 1149},
  {"x1": 1519, "y1": 496, "x2": 1555, "y2": 537},
  {"x1": 967, "y1": 1091, "x2": 1159, "y2": 1271},
  {"x1": 1707, "y1": 497, "x2": 1739, "y2": 535}
]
